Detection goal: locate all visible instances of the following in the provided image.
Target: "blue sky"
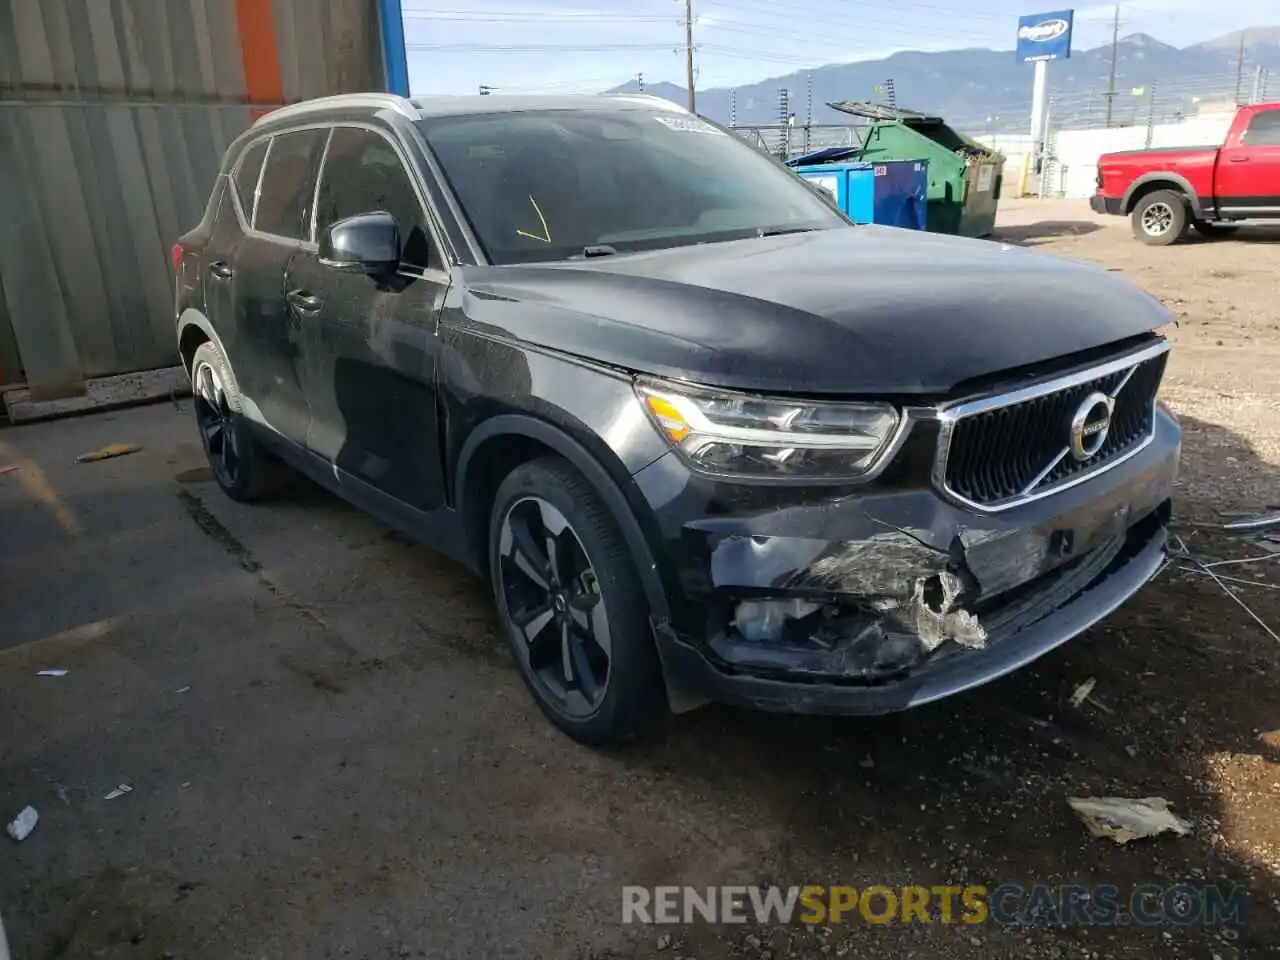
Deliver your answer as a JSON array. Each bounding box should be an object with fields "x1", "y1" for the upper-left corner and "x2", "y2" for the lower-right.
[{"x1": 402, "y1": 0, "x2": 1274, "y2": 95}]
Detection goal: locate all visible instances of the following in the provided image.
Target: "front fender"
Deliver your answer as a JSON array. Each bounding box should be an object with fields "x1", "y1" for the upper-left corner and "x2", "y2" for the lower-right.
[{"x1": 455, "y1": 413, "x2": 670, "y2": 622}]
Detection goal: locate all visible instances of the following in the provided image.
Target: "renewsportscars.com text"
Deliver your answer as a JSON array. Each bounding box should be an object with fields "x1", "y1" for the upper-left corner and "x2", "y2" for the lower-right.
[{"x1": 622, "y1": 884, "x2": 1249, "y2": 927}]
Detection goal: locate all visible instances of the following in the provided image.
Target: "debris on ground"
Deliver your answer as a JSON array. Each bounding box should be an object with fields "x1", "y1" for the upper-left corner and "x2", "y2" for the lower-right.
[
  {"x1": 1067, "y1": 796, "x2": 1193, "y2": 845},
  {"x1": 36, "y1": 668, "x2": 67, "y2": 677},
  {"x1": 76, "y1": 442, "x2": 142, "y2": 464},
  {"x1": 1172, "y1": 533, "x2": 1280, "y2": 645},
  {"x1": 103, "y1": 784, "x2": 133, "y2": 801},
  {"x1": 1068, "y1": 677, "x2": 1097, "y2": 709},
  {"x1": 174, "y1": 685, "x2": 191, "y2": 694},
  {"x1": 6, "y1": 806, "x2": 38, "y2": 842},
  {"x1": 1223, "y1": 508, "x2": 1280, "y2": 533}
]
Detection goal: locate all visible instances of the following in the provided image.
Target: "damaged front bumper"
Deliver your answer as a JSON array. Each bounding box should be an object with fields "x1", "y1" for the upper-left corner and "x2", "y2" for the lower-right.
[{"x1": 634, "y1": 408, "x2": 1179, "y2": 715}]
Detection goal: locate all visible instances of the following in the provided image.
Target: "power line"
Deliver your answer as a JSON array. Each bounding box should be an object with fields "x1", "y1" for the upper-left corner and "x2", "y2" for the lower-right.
[{"x1": 404, "y1": 42, "x2": 681, "y2": 53}]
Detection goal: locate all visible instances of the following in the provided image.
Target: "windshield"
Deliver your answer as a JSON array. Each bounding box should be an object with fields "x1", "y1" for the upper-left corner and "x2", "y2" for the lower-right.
[{"x1": 416, "y1": 106, "x2": 847, "y2": 264}]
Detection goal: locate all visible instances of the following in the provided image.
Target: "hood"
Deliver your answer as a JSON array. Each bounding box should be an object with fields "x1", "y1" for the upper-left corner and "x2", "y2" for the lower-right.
[{"x1": 457, "y1": 227, "x2": 1171, "y2": 396}]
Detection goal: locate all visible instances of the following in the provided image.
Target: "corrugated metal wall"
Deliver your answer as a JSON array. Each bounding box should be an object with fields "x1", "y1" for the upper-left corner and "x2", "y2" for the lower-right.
[{"x1": 0, "y1": 0, "x2": 383, "y2": 397}]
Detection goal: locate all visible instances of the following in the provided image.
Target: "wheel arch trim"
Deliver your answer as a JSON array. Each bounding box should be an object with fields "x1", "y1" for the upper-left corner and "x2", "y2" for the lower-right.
[
  {"x1": 1122, "y1": 173, "x2": 1204, "y2": 218},
  {"x1": 177, "y1": 309, "x2": 225, "y2": 373},
  {"x1": 455, "y1": 414, "x2": 671, "y2": 622}
]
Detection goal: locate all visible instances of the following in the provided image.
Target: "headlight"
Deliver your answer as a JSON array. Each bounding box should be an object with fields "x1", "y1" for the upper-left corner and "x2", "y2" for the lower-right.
[{"x1": 635, "y1": 378, "x2": 900, "y2": 480}]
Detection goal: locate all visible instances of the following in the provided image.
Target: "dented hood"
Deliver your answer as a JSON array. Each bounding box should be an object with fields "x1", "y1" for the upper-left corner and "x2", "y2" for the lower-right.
[{"x1": 459, "y1": 226, "x2": 1171, "y2": 396}]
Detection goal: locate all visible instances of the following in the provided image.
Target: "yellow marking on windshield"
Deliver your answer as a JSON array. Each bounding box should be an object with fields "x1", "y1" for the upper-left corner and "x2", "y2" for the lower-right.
[{"x1": 516, "y1": 194, "x2": 552, "y2": 243}]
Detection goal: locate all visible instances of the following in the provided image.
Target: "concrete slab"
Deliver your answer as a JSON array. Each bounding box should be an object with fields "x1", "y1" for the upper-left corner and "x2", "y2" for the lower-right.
[{"x1": 2, "y1": 366, "x2": 190, "y2": 425}]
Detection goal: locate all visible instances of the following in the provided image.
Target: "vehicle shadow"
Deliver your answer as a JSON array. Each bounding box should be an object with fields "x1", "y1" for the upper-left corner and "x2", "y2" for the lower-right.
[
  {"x1": 622, "y1": 410, "x2": 1279, "y2": 957},
  {"x1": 1180, "y1": 224, "x2": 1280, "y2": 245},
  {"x1": 992, "y1": 220, "x2": 1104, "y2": 245}
]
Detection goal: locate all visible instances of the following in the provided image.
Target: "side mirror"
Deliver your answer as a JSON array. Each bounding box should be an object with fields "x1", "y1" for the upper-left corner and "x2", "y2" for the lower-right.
[{"x1": 319, "y1": 211, "x2": 400, "y2": 274}]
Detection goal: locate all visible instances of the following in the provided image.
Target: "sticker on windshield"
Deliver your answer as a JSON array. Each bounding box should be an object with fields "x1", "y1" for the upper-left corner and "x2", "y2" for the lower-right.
[{"x1": 653, "y1": 116, "x2": 725, "y2": 135}]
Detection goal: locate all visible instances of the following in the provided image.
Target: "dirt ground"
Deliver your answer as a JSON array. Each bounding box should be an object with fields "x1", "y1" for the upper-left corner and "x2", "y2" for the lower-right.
[{"x1": 1, "y1": 199, "x2": 1277, "y2": 960}]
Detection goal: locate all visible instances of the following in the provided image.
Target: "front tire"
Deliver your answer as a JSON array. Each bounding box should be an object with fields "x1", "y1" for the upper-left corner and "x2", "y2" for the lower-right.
[
  {"x1": 1131, "y1": 190, "x2": 1187, "y2": 246},
  {"x1": 489, "y1": 457, "x2": 662, "y2": 746},
  {"x1": 190, "y1": 340, "x2": 294, "y2": 502}
]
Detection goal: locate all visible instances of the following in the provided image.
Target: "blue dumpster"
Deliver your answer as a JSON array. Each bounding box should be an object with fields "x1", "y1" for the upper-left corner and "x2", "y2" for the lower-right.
[{"x1": 787, "y1": 150, "x2": 928, "y2": 231}]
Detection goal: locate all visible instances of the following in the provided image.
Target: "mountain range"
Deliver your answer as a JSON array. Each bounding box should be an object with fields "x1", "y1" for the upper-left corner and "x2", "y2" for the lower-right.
[{"x1": 608, "y1": 27, "x2": 1280, "y2": 133}]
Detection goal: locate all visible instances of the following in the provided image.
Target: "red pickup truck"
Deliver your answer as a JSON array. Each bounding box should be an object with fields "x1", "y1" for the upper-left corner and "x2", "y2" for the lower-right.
[{"x1": 1091, "y1": 101, "x2": 1280, "y2": 245}]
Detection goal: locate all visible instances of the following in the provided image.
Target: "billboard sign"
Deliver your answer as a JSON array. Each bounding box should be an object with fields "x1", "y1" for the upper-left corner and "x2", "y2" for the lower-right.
[{"x1": 1016, "y1": 9, "x2": 1074, "y2": 62}]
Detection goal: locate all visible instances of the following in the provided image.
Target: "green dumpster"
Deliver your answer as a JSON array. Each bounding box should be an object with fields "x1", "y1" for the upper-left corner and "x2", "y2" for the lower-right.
[{"x1": 828, "y1": 101, "x2": 1004, "y2": 239}]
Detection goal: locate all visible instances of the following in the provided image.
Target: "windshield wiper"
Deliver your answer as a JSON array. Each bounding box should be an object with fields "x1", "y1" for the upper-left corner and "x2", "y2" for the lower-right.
[
  {"x1": 580, "y1": 244, "x2": 618, "y2": 258},
  {"x1": 756, "y1": 226, "x2": 820, "y2": 238}
]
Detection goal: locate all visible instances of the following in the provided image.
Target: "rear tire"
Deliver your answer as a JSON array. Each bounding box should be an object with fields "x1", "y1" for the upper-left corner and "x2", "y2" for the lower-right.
[
  {"x1": 190, "y1": 340, "x2": 294, "y2": 502},
  {"x1": 488, "y1": 456, "x2": 663, "y2": 746},
  {"x1": 1192, "y1": 221, "x2": 1240, "y2": 239},
  {"x1": 1131, "y1": 190, "x2": 1187, "y2": 246}
]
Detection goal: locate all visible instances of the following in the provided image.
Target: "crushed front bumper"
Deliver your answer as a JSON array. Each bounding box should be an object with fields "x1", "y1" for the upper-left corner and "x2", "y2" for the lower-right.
[
  {"x1": 653, "y1": 516, "x2": 1166, "y2": 714},
  {"x1": 637, "y1": 409, "x2": 1179, "y2": 715}
]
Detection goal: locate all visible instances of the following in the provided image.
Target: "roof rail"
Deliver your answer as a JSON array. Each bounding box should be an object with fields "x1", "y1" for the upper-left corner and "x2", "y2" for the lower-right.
[
  {"x1": 253, "y1": 92, "x2": 419, "y2": 126},
  {"x1": 601, "y1": 93, "x2": 688, "y2": 114}
]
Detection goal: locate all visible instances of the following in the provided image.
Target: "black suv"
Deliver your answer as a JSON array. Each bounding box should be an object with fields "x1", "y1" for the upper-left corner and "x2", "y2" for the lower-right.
[{"x1": 174, "y1": 93, "x2": 1180, "y2": 745}]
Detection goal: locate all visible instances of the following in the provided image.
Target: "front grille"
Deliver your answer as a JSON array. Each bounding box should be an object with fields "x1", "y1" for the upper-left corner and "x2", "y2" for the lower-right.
[{"x1": 939, "y1": 345, "x2": 1169, "y2": 509}]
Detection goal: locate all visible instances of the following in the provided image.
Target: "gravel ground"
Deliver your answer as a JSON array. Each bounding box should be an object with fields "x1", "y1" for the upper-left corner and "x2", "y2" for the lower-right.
[{"x1": 0, "y1": 199, "x2": 1277, "y2": 959}]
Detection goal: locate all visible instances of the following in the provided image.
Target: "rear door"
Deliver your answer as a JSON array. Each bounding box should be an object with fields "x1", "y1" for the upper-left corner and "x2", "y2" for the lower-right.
[
  {"x1": 202, "y1": 137, "x2": 267, "y2": 386},
  {"x1": 234, "y1": 127, "x2": 327, "y2": 445},
  {"x1": 1215, "y1": 106, "x2": 1280, "y2": 218},
  {"x1": 285, "y1": 124, "x2": 451, "y2": 512}
]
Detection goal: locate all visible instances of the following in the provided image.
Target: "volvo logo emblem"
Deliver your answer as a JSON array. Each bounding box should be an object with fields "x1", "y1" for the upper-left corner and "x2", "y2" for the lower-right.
[{"x1": 1069, "y1": 392, "x2": 1115, "y2": 462}]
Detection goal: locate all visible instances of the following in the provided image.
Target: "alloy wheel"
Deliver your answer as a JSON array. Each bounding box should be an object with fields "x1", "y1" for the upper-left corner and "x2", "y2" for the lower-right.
[
  {"x1": 1141, "y1": 202, "x2": 1174, "y2": 237},
  {"x1": 497, "y1": 495, "x2": 612, "y2": 717},
  {"x1": 193, "y1": 360, "x2": 241, "y2": 488}
]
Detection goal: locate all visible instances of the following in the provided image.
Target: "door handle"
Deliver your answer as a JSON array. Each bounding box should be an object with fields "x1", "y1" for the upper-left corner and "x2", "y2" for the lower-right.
[
  {"x1": 208, "y1": 260, "x2": 233, "y2": 280},
  {"x1": 287, "y1": 289, "x2": 323, "y2": 314},
  {"x1": 1228, "y1": 156, "x2": 1249, "y2": 162}
]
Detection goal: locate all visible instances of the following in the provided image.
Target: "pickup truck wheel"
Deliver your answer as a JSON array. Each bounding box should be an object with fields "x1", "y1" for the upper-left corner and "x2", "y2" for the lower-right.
[
  {"x1": 1131, "y1": 191, "x2": 1187, "y2": 246},
  {"x1": 1193, "y1": 221, "x2": 1240, "y2": 239}
]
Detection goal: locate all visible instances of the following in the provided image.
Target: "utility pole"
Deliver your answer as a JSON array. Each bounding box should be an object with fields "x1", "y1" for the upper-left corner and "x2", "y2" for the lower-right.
[
  {"x1": 684, "y1": 0, "x2": 696, "y2": 112},
  {"x1": 1234, "y1": 33, "x2": 1246, "y2": 104},
  {"x1": 1144, "y1": 81, "x2": 1156, "y2": 148},
  {"x1": 638, "y1": 72, "x2": 644, "y2": 93},
  {"x1": 1104, "y1": 4, "x2": 1119, "y2": 127}
]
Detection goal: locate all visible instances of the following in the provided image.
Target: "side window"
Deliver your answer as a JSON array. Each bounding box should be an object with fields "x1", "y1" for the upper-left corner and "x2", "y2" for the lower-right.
[
  {"x1": 232, "y1": 139, "x2": 268, "y2": 226},
  {"x1": 1243, "y1": 109, "x2": 1280, "y2": 147},
  {"x1": 255, "y1": 129, "x2": 326, "y2": 240},
  {"x1": 314, "y1": 126, "x2": 434, "y2": 270}
]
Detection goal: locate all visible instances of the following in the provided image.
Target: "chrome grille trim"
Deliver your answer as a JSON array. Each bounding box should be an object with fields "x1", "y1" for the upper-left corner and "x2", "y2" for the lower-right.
[{"x1": 932, "y1": 339, "x2": 1171, "y2": 513}]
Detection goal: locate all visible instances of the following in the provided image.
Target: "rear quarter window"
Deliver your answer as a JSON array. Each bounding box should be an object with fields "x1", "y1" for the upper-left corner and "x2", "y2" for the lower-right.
[
  {"x1": 254, "y1": 128, "x2": 327, "y2": 240},
  {"x1": 232, "y1": 139, "x2": 268, "y2": 225}
]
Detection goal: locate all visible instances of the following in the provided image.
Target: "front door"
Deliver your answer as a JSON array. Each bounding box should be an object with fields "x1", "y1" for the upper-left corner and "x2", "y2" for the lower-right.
[
  {"x1": 234, "y1": 126, "x2": 328, "y2": 446},
  {"x1": 286, "y1": 125, "x2": 451, "y2": 512},
  {"x1": 1216, "y1": 106, "x2": 1280, "y2": 218}
]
